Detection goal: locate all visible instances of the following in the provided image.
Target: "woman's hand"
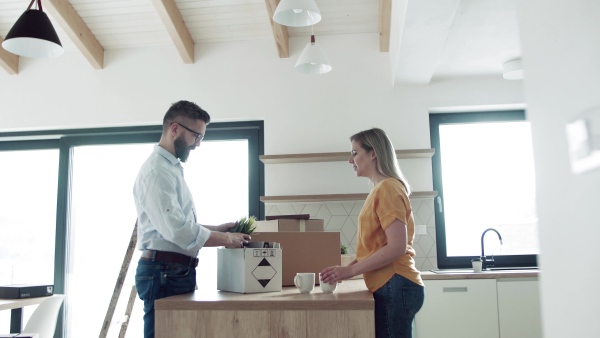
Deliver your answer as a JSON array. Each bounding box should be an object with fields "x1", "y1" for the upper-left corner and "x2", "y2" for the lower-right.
[{"x1": 319, "y1": 265, "x2": 353, "y2": 284}]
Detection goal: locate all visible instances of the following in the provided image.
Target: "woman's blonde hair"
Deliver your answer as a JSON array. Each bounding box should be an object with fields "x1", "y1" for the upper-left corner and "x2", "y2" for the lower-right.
[{"x1": 350, "y1": 128, "x2": 412, "y2": 195}]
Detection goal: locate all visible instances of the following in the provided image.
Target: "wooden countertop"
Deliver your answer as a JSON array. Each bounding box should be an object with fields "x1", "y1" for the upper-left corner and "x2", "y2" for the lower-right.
[
  {"x1": 422, "y1": 269, "x2": 540, "y2": 280},
  {"x1": 155, "y1": 279, "x2": 373, "y2": 311},
  {"x1": 155, "y1": 270, "x2": 539, "y2": 313}
]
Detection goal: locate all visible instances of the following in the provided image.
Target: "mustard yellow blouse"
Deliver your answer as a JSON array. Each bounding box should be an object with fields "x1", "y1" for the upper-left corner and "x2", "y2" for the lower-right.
[{"x1": 356, "y1": 178, "x2": 424, "y2": 292}]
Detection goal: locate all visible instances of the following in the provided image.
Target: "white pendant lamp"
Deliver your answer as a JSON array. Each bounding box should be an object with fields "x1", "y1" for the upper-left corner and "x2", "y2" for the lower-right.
[
  {"x1": 273, "y1": 0, "x2": 321, "y2": 27},
  {"x1": 2, "y1": 0, "x2": 63, "y2": 58},
  {"x1": 295, "y1": 35, "x2": 332, "y2": 75}
]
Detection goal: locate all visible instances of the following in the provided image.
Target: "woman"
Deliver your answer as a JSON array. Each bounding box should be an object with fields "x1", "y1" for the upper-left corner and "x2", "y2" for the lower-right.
[{"x1": 320, "y1": 128, "x2": 424, "y2": 338}]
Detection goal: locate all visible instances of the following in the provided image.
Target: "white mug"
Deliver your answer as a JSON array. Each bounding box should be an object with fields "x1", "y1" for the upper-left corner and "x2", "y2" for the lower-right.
[
  {"x1": 472, "y1": 259, "x2": 483, "y2": 273},
  {"x1": 294, "y1": 273, "x2": 315, "y2": 294},
  {"x1": 319, "y1": 274, "x2": 337, "y2": 294}
]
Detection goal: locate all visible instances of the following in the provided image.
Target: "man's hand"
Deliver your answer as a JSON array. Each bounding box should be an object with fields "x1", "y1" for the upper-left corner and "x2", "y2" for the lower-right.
[
  {"x1": 204, "y1": 228, "x2": 252, "y2": 248},
  {"x1": 224, "y1": 232, "x2": 252, "y2": 248},
  {"x1": 218, "y1": 222, "x2": 237, "y2": 232}
]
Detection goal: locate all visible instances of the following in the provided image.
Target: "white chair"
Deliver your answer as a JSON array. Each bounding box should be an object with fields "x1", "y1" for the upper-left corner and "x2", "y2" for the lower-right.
[{"x1": 22, "y1": 295, "x2": 66, "y2": 338}]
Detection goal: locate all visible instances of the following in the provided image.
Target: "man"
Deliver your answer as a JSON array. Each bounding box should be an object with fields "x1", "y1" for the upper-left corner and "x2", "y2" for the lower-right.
[{"x1": 133, "y1": 100, "x2": 251, "y2": 338}]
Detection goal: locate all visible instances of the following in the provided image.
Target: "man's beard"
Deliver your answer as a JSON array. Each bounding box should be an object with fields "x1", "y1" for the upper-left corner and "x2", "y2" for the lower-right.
[{"x1": 174, "y1": 136, "x2": 194, "y2": 162}]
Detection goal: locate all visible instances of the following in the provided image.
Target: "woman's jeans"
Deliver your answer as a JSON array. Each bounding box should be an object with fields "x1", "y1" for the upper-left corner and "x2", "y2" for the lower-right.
[
  {"x1": 373, "y1": 273, "x2": 425, "y2": 338},
  {"x1": 135, "y1": 259, "x2": 196, "y2": 338}
]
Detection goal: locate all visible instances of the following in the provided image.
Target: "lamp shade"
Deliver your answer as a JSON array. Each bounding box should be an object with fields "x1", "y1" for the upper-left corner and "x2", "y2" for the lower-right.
[
  {"x1": 295, "y1": 35, "x2": 332, "y2": 75},
  {"x1": 2, "y1": 9, "x2": 63, "y2": 58},
  {"x1": 273, "y1": 0, "x2": 321, "y2": 27},
  {"x1": 502, "y1": 59, "x2": 523, "y2": 80}
]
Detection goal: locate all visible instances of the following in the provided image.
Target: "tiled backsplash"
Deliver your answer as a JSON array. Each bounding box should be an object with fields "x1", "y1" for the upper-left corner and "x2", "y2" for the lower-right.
[{"x1": 264, "y1": 197, "x2": 438, "y2": 271}]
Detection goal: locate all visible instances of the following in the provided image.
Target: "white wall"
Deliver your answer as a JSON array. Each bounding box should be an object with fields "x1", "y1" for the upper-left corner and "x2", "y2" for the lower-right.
[
  {"x1": 0, "y1": 33, "x2": 523, "y2": 196},
  {"x1": 518, "y1": 1, "x2": 600, "y2": 337}
]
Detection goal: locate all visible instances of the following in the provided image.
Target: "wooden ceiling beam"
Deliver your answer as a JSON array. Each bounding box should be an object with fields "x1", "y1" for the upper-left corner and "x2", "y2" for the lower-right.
[
  {"x1": 45, "y1": 0, "x2": 104, "y2": 69},
  {"x1": 379, "y1": 0, "x2": 392, "y2": 52},
  {"x1": 0, "y1": 37, "x2": 19, "y2": 75},
  {"x1": 151, "y1": 0, "x2": 194, "y2": 64},
  {"x1": 264, "y1": 0, "x2": 289, "y2": 58}
]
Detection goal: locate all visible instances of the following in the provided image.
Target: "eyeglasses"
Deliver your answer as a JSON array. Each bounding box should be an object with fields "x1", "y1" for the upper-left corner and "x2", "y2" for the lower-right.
[{"x1": 172, "y1": 122, "x2": 204, "y2": 142}]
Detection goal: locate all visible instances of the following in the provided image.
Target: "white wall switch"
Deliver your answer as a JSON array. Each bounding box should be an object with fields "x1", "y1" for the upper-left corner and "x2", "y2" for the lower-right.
[
  {"x1": 416, "y1": 224, "x2": 427, "y2": 235},
  {"x1": 566, "y1": 106, "x2": 600, "y2": 174}
]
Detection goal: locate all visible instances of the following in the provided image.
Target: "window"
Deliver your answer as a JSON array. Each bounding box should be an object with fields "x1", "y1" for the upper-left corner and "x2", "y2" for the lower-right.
[
  {"x1": 0, "y1": 145, "x2": 59, "y2": 333},
  {"x1": 430, "y1": 111, "x2": 538, "y2": 269},
  {"x1": 0, "y1": 121, "x2": 264, "y2": 337}
]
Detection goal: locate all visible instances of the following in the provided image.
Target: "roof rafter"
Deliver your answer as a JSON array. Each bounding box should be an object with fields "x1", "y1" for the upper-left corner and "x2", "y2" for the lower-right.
[
  {"x1": 45, "y1": 0, "x2": 104, "y2": 69},
  {"x1": 264, "y1": 0, "x2": 289, "y2": 58},
  {"x1": 151, "y1": 0, "x2": 195, "y2": 64},
  {"x1": 0, "y1": 37, "x2": 19, "y2": 75},
  {"x1": 380, "y1": 0, "x2": 392, "y2": 52}
]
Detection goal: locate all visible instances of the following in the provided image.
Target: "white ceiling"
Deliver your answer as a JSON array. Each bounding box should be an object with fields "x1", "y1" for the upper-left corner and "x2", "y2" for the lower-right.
[
  {"x1": 433, "y1": 0, "x2": 521, "y2": 80},
  {"x1": 0, "y1": 0, "x2": 521, "y2": 83}
]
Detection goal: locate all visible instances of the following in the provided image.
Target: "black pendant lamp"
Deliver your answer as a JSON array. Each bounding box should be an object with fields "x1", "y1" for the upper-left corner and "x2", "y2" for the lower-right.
[{"x1": 2, "y1": 0, "x2": 63, "y2": 58}]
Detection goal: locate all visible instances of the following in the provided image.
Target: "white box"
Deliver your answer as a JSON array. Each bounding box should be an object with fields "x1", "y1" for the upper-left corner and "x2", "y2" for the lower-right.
[{"x1": 217, "y1": 247, "x2": 282, "y2": 293}]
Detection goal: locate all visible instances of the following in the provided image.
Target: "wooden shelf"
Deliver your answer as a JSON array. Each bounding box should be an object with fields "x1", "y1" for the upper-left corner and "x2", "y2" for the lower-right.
[
  {"x1": 260, "y1": 191, "x2": 438, "y2": 203},
  {"x1": 260, "y1": 148, "x2": 435, "y2": 164}
]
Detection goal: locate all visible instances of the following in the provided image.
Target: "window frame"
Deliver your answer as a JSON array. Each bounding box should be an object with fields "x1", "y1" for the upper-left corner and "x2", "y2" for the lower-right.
[
  {"x1": 429, "y1": 110, "x2": 538, "y2": 269},
  {"x1": 0, "y1": 121, "x2": 264, "y2": 337}
]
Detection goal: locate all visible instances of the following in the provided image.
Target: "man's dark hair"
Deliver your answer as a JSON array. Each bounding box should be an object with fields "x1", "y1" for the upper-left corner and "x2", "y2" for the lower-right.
[{"x1": 163, "y1": 100, "x2": 211, "y2": 130}]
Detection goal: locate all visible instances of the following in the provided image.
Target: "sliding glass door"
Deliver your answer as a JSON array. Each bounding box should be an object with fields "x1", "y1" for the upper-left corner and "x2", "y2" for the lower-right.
[
  {"x1": 66, "y1": 139, "x2": 251, "y2": 337},
  {"x1": 66, "y1": 143, "x2": 151, "y2": 337}
]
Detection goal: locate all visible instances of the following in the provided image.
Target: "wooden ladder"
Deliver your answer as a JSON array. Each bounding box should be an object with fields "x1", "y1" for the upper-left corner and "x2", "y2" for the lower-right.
[{"x1": 99, "y1": 220, "x2": 138, "y2": 338}]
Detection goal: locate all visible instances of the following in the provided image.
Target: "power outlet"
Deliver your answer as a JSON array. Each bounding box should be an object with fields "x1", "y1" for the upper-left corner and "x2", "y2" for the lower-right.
[{"x1": 416, "y1": 225, "x2": 427, "y2": 235}]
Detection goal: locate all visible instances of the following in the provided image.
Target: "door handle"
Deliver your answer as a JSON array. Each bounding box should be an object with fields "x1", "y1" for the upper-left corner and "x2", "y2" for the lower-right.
[{"x1": 443, "y1": 287, "x2": 467, "y2": 292}]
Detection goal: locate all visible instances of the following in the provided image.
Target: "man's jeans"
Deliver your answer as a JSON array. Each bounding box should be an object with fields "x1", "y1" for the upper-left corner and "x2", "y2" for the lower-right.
[
  {"x1": 135, "y1": 259, "x2": 196, "y2": 338},
  {"x1": 373, "y1": 273, "x2": 425, "y2": 338}
]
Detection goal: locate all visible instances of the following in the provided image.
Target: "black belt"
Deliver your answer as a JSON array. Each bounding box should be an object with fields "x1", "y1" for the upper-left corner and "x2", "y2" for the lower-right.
[{"x1": 140, "y1": 250, "x2": 199, "y2": 268}]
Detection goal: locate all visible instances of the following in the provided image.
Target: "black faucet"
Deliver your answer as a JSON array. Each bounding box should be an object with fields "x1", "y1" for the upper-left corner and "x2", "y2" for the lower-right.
[{"x1": 481, "y1": 228, "x2": 503, "y2": 270}]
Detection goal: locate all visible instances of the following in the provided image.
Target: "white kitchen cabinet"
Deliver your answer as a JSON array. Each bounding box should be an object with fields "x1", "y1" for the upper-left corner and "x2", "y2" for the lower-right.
[
  {"x1": 414, "y1": 279, "x2": 500, "y2": 338},
  {"x1": 497, "y1": 278, "x2": 542, "y2": 338}
]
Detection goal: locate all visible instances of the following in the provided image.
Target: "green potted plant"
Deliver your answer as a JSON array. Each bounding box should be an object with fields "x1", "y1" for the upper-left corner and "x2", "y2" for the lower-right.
[
  {"x1": 233, "y1": 215, "x2": 257, "y2": 234},
  {"x1": 341, "y1": 244, "x2": 348, "y2": 255},
  {"x1": 232, "y1": 216, "x2": 264, "y2": 248}
]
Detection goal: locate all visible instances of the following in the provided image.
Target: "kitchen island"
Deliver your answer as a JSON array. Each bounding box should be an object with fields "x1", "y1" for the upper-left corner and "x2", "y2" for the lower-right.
[{"x1": 155, "y1": 279, "x2": 374, "y2": 338}]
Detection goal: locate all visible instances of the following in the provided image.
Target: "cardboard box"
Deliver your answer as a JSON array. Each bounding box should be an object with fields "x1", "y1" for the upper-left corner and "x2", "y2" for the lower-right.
[
  {"x1": 250, "y1": 232, "x2": 340, "y2": 286},
  {"x1": 0, "y1": 284, "x2": 53, "y2": 299},
  {"x1": 254, "y1": 219, "x2": 324, "y2": 232},
  {"x1": 217, "y1": 247, "x2": 282, "y2": 293}
]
